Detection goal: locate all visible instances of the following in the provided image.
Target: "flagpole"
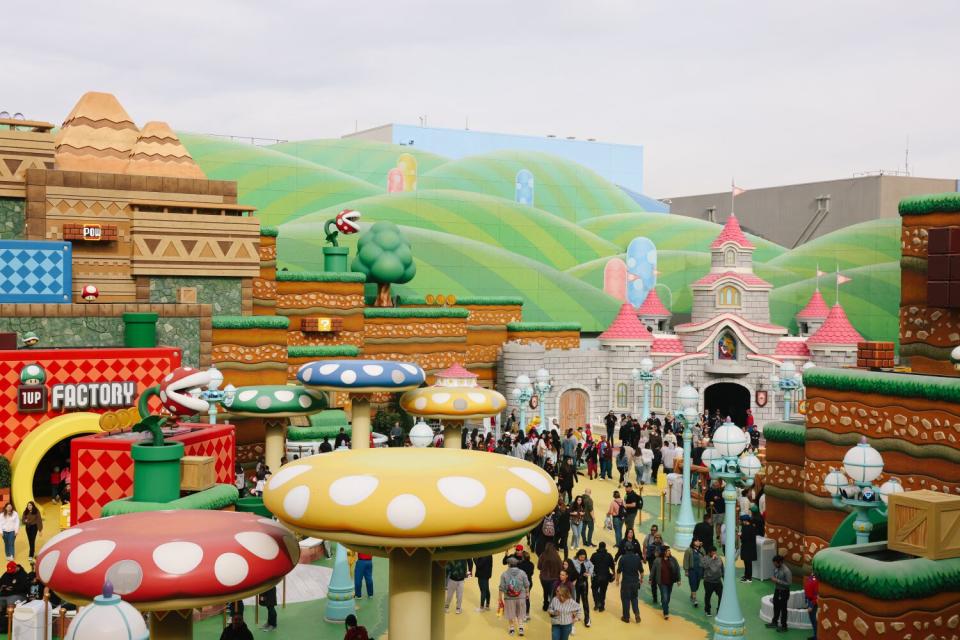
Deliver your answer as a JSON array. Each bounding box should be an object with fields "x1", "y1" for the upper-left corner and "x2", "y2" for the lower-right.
[
  {"x1": 730, "y1": 178, "x2": 735, "y2": 215},
  {"x1": 815, "y1": 264, "x2": 820, "y2": 291},
  {"x1": 835, "y1": 263, "x2": 840, "y2": 305}
]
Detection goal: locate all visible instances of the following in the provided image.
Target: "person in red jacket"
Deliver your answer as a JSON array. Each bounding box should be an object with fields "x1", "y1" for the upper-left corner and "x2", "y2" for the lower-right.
[
  {"x1": 343, "y1": 614, "x2": 369, "y2": 640},
  {"x1": 804, "y1": 571, "x2": 819, "y2": 640}
]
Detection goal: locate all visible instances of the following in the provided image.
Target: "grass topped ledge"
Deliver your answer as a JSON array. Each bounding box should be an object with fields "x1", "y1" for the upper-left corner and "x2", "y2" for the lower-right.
[
  {"x1": 899, "y1": 192, "x2": 960, "y2": 216},
  {"x1": 762, "y1": 421, "x2": 806, "y2": 445},
  {"x1": 813, "y1": 542, "x2": 960, "y2": 600},
  {"x1": 507, "y1": 322, "x2": 581, "y2": 332},
  {"x1": 288, "y1": 410, "x2": 350, "y2": 441},
  {"x1": 288, "y1": 345, "x2": 360, "y2": 358},
  {"x1": 365, "y1": 307, "x2": 470, "y2": 318},
  {"x1": 101, "y1": 483, "x2": 239, "y2": 516},
  {"x1": 212, "y1": 315, "x2": 290, "y2": 329},
  {"x1": 276, "y1": 271, "x2": 366, "y2": 282},
  {"x1": 260, "y1": 225, "x2": 279, "y2": 237},
  {"x1": 804, "y1": 367, "x2": 960, "y2": 404}
]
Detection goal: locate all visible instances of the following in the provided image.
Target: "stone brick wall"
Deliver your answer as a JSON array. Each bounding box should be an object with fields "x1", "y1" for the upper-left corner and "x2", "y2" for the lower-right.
[
  {"x1": 146, "y1": 276, "x2": 243, "y2": 315},
  {"x1": 0, "y1": 303, "x2": 210, "y2": 367},
  {"x1": 0, "y1": 197, "x2": 24, "y2": 239}
]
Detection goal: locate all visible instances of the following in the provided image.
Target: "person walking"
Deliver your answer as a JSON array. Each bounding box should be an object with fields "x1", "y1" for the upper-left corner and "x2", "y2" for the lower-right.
[
  {"x1": 804, "y1": 570, "x2": 820, "y2": 640},
  {"x1": 343, "y1": 614, "x2": 370, "y2": 639},
  {"x1": 444, "y1": 558, "x2": 468, "y2": 614},
  {"x1": 568, "y1": 496, "x2": 585, "y2": 550},
  {"x1": 650, "y1": 543, "x2": 681, "y2": 619},
  {"x1": 554, "y1": 502, "x2": 571, "y2": 559},
  {"x1": 623, "y1": 483, "x2": 642, "y2": 533},
  {"x1": 615, "y1": 544, "x2": 643, "y2": 623},
  {"x1": 219, "y1": 615, "x2": 254, "y2": 640},
  {"x1": 604, "y1": 410, "x2": 617, "y2": 443},
  {"x1": 589, "y1": 541, "x2": 614, "y2": 612},
  {"x1": 693, "y1": 512, "x2": 715, "y2": 553},
  {"x1": 258, "y1": 584, "x2": 277, "y2": 631},
  {"x1": 547, "y1": 584, "x2": 582, "y2": 640},
  {"x1": 702, "y1": 547, "x2": 724, "y2": 616},
  {"x1": 0, "y1": 505, "x2": 18, "y2": 562},
  {"x1": 584, "y1": 440, "x2": 598, "y2": 480},
  {"x1": 739, "y1": 514, "x2": 757, "y2": 583},
  {"x1": 473, "y1": 555, "x2": 493, "y2": 612},
  {"x1": 682, "y1": 538, "x2": 705, "y2": 608},
  {"x1": 643, "y1": 531, "x2": 664, "y2": 604},
  {"x1": 581, "y1": 489, "x2": 595, "y2": 547},
  {"x1": 571, "y1": 549, "x2": 593, "y2": 628},
  {"x1": 607, "y1": 491, "x2": 625, "y2": 547},
  {"x1": 354, "y1": 551, "x2": 374, "y2": 599},
  {"x1": 537, "y1": 543, "x2": 562, "y2": 610},
  {"x1": 498, "y1": 557, "x2": 531, "y2": 637},
  {"x1": 21, "y1": 502, "x2": 42, "y2": 560},
  {"x1": 49, "y1": 467, "x2": 61, "y2": 504},
  {"x1": 615, "y1": 447, "x2": 629, "y2": 486},
  {"x1": 648, "y1": 428, "x2": 664, "y2": 483},
  {"x1": 767, "y1": 555, "x2": 792, "y2": 632}
]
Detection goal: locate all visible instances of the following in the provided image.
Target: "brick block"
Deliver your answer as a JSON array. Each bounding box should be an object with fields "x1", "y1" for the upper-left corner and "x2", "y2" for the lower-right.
[
  {"x1": 929, "y1": 228, "x2": 950, "y2": 254},
  {"x1": 929, "y1": 281, "x2": 949, "y2": 307},
  {"x1": 929, "y1": 255, "x2": 950, "y2": 280},
  {"x1": 950, "y1": 282, "x2": 960, "y2": 308}
]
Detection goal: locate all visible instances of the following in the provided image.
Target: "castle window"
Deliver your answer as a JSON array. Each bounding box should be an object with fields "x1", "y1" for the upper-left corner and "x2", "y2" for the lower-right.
[
  {"x1": 724, "y1": 248, "x2": 737, "y2": 267},
  {"x1": 615, "y1": 383, "x2": 629, "y2": 409},
  {"x1": 717, "y1": 286, "x2": 741, "y2": 308},
  {"x1": 652, "y1": 382, "x2": 663, "y2": 410}
]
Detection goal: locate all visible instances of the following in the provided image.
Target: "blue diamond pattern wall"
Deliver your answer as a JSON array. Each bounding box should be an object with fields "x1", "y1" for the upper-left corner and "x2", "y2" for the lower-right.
[{"x1": 0, "y1": 240, "x2": 72, "y2": 303}]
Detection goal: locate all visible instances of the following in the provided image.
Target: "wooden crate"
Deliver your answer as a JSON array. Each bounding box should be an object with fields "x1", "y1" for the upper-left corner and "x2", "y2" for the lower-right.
[
  {"x1": 887, "y1": 489, "x2": 960, "y2": 560},
  {"x1": 180, "y1": 455, "x2": 216, "y2": 492},
  {"x1": 177, "y1": 286, "x2": 198, "y2": 303}
]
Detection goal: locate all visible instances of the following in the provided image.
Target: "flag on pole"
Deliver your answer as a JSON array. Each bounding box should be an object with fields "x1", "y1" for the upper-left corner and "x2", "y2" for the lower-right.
[
  {"x1": 816, "y1": 268, "x2": 827, "y2": 278},
  {"x1": 837, "y1": 274, "x2": 851, "y2": 285},
  {"x1": 731, "y1": 179, "x2": 746, "y2": 215},
  {"x1": 732, "y1": 184, "x2": 747, "y2": 197},
  {"x1": 835, "y1": 264, "x2": 851, "y2": 304}
]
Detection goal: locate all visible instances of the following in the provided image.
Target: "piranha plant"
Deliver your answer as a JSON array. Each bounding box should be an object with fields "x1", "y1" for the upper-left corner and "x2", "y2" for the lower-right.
[
  {"x1": 132, "y1": 414, "x2": 168, "y2": 447},
  {"x1": 323, "y1": 209, "x2": 361, "y2": 272},
  {"x1": 351, "y1": 220, "x2": 416, "y2": 307}
]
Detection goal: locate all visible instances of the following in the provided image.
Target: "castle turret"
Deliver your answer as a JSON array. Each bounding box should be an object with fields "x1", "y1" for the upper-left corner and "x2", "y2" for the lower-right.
[
  {"x1": 806, "y1": 303, "x2": 864, "y2": 367},
  {"x1": 796, "y1": 289, "x2": 830, "y2": 336},
  {"x1": 637, "y1": 288, "x2": 672, "y2": 332}
]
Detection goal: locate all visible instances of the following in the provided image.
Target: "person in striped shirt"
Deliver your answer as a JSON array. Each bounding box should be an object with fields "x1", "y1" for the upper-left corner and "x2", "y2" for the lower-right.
[{"x1": 547, "y1": 585, "x2": 582, "y2": 640}]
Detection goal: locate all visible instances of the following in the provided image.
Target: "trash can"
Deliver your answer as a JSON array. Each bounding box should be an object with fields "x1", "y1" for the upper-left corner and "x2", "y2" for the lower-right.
[
  {"x1": 12, "y1": 600, "x2": 51, "y2": 640},
  {"x1": 753, "y1": 536, "x2": 777, "y2": 581}
]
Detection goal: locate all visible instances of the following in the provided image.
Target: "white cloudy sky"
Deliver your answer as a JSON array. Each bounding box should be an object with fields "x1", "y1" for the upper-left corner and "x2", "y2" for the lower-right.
[{"x1": 4, "y1": 1, "x2": 959, "y2": 196}]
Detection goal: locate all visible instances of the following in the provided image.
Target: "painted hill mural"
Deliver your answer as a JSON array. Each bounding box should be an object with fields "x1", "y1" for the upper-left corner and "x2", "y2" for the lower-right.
[{"x1": 181, "y1": 135, "x2": 901, "y2": 338}]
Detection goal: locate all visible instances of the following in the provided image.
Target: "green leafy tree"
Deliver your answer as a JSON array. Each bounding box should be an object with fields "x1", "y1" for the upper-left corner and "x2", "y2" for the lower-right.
[{"x1": 351, "y1": 221, "x2": 416, "y2": 307}]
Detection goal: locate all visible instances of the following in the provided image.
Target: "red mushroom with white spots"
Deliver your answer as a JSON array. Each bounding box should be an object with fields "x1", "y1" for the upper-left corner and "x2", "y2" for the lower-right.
[{"x1": 36, "y1": 511, "x2": 298, "y2": 639}]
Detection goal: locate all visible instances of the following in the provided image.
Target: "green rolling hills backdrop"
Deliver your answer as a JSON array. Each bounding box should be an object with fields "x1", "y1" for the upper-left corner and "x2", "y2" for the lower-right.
[{"x1": 182, "y1": 135, "x2": 902, "y2": 338}]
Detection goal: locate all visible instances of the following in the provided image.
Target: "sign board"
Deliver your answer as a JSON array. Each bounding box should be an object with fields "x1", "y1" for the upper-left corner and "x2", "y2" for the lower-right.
[
  {"x1": 17, "y1": 386, "x2": 47, "y2": 413},
  {"x1": 82, "y1": 224, "x2": 102, "y2": 240},
  {"x1": 51, "y1": 381, "x2": 136, "y2": 411}
]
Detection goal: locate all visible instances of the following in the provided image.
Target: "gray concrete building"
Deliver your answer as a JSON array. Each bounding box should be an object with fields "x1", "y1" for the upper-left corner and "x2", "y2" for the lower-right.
[
  {"x1": 499, "y1": 215, "x2": 865, "y2": 430},
  {"x1": 667, "y1": 175, "x2": 957, "y2": 248}
]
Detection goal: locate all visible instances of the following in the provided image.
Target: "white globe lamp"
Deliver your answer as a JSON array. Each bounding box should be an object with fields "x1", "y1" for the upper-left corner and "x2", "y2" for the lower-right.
[
  {"x1": 739, "y1": 452, "x2": 762, "y2": 479},
  {"x1": 879, "y1": 477, "x2": 904, "y2": 504},
  {"x1": 842, "y1": 437, "x2": 884, "y2": 484},
  {"x1": 516, "y1": 374, "x2": 531, "y2": 390},
  {"x1": 639, "y1": 357, "x2": 654, "y2": 373},
  {"x1": 823, "y1": 468, "x2": 846, "y2": 497},
  {"x1": 66, "y1": 583, "x2": 149, "y2": 640},
  {"x1": 701, "y1": 446, "x2": 720, "y2": 467},
  {"x1": 678, "y1": 384, "x2": 699, "y2": 413},
  {"x1": 409, "y1": 421, "x2": 434, "y2": 448},
  {"x1": 713, "y1": 419, "x2": 748, "y2": 458},
  {"x1": 535, "y1": 368, "x2": 550, "y2": 384}
]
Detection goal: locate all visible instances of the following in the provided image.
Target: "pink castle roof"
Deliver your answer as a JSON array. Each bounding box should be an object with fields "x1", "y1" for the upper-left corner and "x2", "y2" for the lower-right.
[
  {"x1": 637, "y1": 288, "x2": 671, "y2": 317},
  {"x1": 806, "y1": 304, "x2": 864, "y2": 346},
  {"x1": 598, "y1": 303, "x2": 654, "y2": 343},
  {"x1": 774, "y1": 338, "x2": 811, "y2": 358},
  {"x1": 796, "y1": 289, "x2": 830, "y2": 320},
  {"x1": 651, "y1": 335, "x2": 686, "y2": 355},
  {"x1": 691, "y1": 271, "x2": 771, "y2": 288},
  {"x1": 711, "y1": 213, "x2": 755, "y2": 249},
  {"x1": 437, "y1": 363, "x2": 477, "y2": 379}
]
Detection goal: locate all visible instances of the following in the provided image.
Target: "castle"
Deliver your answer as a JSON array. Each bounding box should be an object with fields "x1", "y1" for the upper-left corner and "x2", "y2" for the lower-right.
[{"x1": 499, "y1": 214, "x2": 865, "y2": 428}]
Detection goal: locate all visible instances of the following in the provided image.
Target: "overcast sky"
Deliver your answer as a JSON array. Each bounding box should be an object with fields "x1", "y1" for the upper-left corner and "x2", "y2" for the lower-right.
[{"x1": 5, "y1": 1, "x2": 958, "y2": 196}]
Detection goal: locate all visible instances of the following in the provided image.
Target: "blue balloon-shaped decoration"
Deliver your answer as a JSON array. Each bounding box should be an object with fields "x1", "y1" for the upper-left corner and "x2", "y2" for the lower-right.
[
  {"x1": 625, "y1": 236, "x2": 657, "y2": 307},
  {"x1": 515, "y1": 169, "x2": 534, "y2": 205}
]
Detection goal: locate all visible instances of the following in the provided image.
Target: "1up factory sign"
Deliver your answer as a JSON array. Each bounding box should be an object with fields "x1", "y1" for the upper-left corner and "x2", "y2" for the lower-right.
[{"x1": 18, "y1": 364, "x2": 136, "y2": 412}]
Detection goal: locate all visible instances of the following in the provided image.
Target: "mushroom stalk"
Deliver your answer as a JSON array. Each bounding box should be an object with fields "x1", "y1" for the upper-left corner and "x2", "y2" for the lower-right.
[
  {"x1": 389, "y1": 549, "x2": 432, "y2": 640},
  {"x1": 431, "y1": 560, "x2": 446, "y2": 639},
  {"x1": 352, "y1": 394, "x2": 372, "y2": 450},
  {"x1": 443, "y1": 420, "x2": 463, "y2": 449},
  {"x1": 149, "y1": 609, "x2": 192, "y2": 640},
  {"x1": 264, "y1": 418, "x2": 287, "y2": 472}
]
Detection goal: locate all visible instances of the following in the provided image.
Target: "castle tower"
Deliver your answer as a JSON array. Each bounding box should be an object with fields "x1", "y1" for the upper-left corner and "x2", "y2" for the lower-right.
[
  {"x1": 689, "y1": 214, "x2": 774, "y2": 324},
  {"x1": 125, "y1": 121, "x2": 206, "y2": 179},
  {"x1": 637, "y1": 288, "x2": 672, "y2": 332},
  {"x1": 796, "y1": 288, "x2": 830, "y2": 336},
  {"x1": 806, "y1": 303, "x2": 864, "y2": 368},
  {"x1": 54, "y1": 91, "x2": 140, "y2": 173},
  {"x1": 598, "y1": 303, "x2": 654, "y2": 349}
]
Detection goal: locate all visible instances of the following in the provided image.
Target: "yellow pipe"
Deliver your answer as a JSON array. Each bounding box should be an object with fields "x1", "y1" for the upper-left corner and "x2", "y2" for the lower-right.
[
  {"x1": 264, "y1": 419, "x2": 286, "y2": 472},
  {"x1": 389, "y1": 549, "x2": 432, "y2": 640},
  {"x1": 431, "y1": 560, "x2": 446, "y2": 639},
  {"x1": 352, "y1": 395, "x2": 371, "y2": 450}
]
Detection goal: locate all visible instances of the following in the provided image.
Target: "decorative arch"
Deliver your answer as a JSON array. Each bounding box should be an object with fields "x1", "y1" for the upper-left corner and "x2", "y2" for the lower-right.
[
  {"x1": 10, "y1": 412, "x2": 104, "y2": 512},
  {"x1": 554, "y1": 384, "x2": 592, "y2": 431},
  {"x1": 703, "y1": 379, "x2": 755, "y2": 427}
]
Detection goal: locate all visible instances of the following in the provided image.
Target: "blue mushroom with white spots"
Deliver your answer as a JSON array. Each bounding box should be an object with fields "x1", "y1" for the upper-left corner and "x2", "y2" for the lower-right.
[{"x1": 297, "y1": 360, "x2": 426, "y2": 449}]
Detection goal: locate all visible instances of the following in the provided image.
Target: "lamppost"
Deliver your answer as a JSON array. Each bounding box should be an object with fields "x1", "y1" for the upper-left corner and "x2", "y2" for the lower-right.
[
  {"x1": 511, "y1": 374, "x2": 533, "y2": 432},
  {"x1": 770, "y1": 361, "x2": 802, "y2": 420},
  {"x1": 823, "y1": 437, "x2": 902, "y2": 544},
  {"x1": 674, "y1": 384, "x2": 700, "y2": 550},
  {"x1": 534, "y1": 368, "x2": 552, "y2": 431},
  {"x1": 631, "y1": 357, "x2": 660, "y2": 420},
  {"x1": 705, "y1": 418, "x2": 762, "y2": 640}
]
